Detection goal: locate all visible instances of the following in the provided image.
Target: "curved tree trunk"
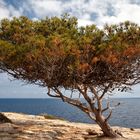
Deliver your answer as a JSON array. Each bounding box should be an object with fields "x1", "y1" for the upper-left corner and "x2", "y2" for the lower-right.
[
  {"x1": 95, "y1": 113, "x2": 119, "y2": 138},
  {"x1": 49, "y1": 87, "x2": 122, "y2": 138}
]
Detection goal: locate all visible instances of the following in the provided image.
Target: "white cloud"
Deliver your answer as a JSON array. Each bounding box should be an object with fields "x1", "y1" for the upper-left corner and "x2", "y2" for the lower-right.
[
  {"x1": 8, "y1": 5, "x2": 23, "y2": 17},
  {"x1": 116, "y1": 2, "x2": 140, "y2": 23},
  {"x1": 0, "y1": 1, "x2": 10, "y2": 19},
  {"x1": 1, "y1": 0, "x2": 138, "y2": 27},
  {"x1": 97, "y1": 1, "x2": 140, "y2": 26},
  {"x1": 23, "y1": 0, "x2": 140, "y2": 27},
  {"x1": 78, "y1": 19, "x2": 94, "y2": 27},
  {"x1": 0, "y1": 0, "x2": 23, "y2": 20},
  {"x1": 28, "y1": 0, "x2": 62, "y2": 17},
  {"x1": 24, "y1": 0, "x2": 95, "y2": 26},
  {"x1": 1, "y1": 0, "x2": 140, "y2": 26}
]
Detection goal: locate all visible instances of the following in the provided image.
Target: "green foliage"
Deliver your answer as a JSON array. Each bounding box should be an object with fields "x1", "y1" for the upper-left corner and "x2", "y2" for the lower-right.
[{"x1": 0, "y1": 15, "x2": 140, "y2": 92}]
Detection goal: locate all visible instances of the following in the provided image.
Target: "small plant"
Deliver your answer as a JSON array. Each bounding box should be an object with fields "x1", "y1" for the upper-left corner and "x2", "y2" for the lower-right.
[{"x1": 42, "y1": 114, "x2": 65, "y2": 120}]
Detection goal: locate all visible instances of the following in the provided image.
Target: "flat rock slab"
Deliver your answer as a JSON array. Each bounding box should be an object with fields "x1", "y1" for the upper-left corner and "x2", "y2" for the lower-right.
[{"x1": 0, "y1": 112, "x2": 139, "y2": 140}]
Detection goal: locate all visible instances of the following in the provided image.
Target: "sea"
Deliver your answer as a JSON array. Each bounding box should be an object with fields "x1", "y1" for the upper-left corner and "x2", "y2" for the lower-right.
[{"x1": 0, "y1": 98, "x2": 140, "y2": 128}]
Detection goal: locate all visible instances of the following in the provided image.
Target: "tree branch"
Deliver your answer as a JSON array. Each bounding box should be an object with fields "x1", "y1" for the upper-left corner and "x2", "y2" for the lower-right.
[
  {"x1": 47, "y1": 87, "x2": 60, "y2": 98},
  {"x1": 102, "y1": 102, "x2": 110, "y2": 113},
  {"x1": 100, "y1": 83, "x2": 111, "y2": 100},
  {"x1": 90, "y1": 86, "x2": 99, "y2": 100},
  {"x1": 51, "y1": 87, "x2": 89, "y2": 113},
  {"x1": 105, "y1": 110, "x2": 112, "y2": 122},
  {"x1": 77, "y1": 85, "x2": 91, "y2": 103},
  {"x1": 53, "y1": 87, "x2": 65, "y2": 101},
  {"x1": 77, "y1": 85, "x2": 97, "y2": 113},
  {"x1": 90, "y1": 86, "x2": 102, "y2": 112}
]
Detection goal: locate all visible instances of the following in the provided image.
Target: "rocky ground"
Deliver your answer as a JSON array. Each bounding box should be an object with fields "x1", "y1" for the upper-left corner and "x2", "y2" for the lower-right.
[{"x1": 0, "y1": 112, "x2": 140, "y2": 140}]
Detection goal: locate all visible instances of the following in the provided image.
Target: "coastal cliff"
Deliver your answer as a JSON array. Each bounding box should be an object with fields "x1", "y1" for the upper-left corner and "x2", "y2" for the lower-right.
[{"x1": 0, "y1": 112, "x2": 140, "y2": 140}]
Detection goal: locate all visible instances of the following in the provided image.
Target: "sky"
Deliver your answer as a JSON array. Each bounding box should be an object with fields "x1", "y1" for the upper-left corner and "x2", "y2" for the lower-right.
[{"x1": 0, "y1": 0, "x2": 140, "y2": 98}]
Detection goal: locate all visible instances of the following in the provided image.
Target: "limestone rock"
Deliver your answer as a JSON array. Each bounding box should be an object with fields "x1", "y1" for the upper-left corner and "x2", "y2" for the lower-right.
[
  {"x1": 0, "y1": 112, "x2": 139, "y2": 140},
  {"x1": 0, "y1": 123, "x2": 22, "y2": 133}
]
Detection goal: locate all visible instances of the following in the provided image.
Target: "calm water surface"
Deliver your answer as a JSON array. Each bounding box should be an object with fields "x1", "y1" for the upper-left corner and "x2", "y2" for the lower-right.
[{"x1": 0, "y1": 98, "x2": 139, "y2": 128}]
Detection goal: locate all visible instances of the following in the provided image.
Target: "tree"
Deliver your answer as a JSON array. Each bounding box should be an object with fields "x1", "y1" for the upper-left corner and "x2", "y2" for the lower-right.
[{"x1": 0, "y1": 15, "x2": 140, "y2": 138}]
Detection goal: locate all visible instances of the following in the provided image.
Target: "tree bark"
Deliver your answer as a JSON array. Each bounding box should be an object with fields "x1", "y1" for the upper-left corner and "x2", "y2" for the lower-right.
[{"x1": 95, "y1": 113, "x2": 120, "y2": 138}]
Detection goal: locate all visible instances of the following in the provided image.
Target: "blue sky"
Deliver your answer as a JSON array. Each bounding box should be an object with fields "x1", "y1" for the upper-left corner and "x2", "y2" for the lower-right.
[{"x1": 0, "y1": 0, "x2": 140, "y2": 98}]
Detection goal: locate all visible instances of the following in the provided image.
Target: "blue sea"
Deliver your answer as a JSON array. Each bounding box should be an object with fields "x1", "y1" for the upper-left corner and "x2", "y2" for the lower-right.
[{"x1": 0, "y1": 98, "x2": 140, "y2": 128}]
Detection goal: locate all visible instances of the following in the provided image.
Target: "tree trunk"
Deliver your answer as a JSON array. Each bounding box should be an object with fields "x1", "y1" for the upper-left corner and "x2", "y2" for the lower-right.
[{"x1": 95, "y1": 113, "x2": 120, "y2": 138}]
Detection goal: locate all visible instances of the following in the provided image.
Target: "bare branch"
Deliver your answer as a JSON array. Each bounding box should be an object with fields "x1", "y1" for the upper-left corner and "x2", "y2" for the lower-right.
[
  {"x1": 123, "y1": 78, "x2": 140, "y2": 86},
  {"x1": 100, "y1": 83, "x2": 111, "y2": 100},
  {"x1": 52, "y1": 87, "x2": 65, "y2": 101},
  {"x1": 77, "y1": 85, "x2": 91, "y2": 103},
  {"x1": 77, "y1": 85, "x2": 97, "y2": 113},
  {"x1": 102, "y1": 102, "x2": 110, "y2": 113},
  {"x1": 89, "y1": 86, "x2": 99, "y2": 100},
  {"x1": 114, "y1": 102, "x2": 121, "y2": 108},
  {"x1": 90, "y1": 86, "x2": 103, "y2": 112},
  {"x1": 47, "y1": 88, "x2": 60, "y2": 98},
  {"x1": 78, "y1": 92, "x2": 81, "y2": 99},
  {"x1": 51, "y1": 87, "x2": 89, "y2": 113},
  {"x1": 105, "y1": 110, "x2": 112, "y2": 122},
  {"x1": 70, "y1": 90, "x2": 73, "y2": 98}
]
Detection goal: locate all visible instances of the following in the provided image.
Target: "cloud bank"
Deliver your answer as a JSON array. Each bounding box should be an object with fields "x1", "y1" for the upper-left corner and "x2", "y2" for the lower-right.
[{"x1": 0, "y1": 0, "x2": 140, "y2": 27}]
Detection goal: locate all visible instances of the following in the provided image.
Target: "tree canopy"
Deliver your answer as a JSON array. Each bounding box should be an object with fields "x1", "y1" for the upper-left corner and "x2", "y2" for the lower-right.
[{"x1": 0, "y1": 15, "x2": 140, "y2": 137}]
